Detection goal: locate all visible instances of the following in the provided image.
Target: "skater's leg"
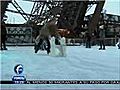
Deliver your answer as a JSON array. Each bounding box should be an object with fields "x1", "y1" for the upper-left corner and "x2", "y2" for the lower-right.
[
  {"x1": 102, "y1": 40, "x2": 105, "y2": 50},
  {"x1": 99, "y1": 40, "x2": 102, "y2": 50},
  {"x1": 3, "y1": 40, "x2": 7, "y2": 50},
  {"x1": 88, "y1": 41, "x2": 91, "y2": 48},
  {"x1": 1, "y1": 39, "x2": 7, "y2": 50},
  {"x1": 35, "y1": 43, "x2": 40, "y2": 53},
  {"x1": 35, "y1": 39, "x2": 43, "y2": 53},
  {"x1": 46, "y1": 38, "x2": 51, "y2": 54},
  {"x1": 86, "y1": 41, "x2": 88, "y2": 48},
  {"x1": 62, "y1": 45, "x2": 66, "y2": 57},
  {"x1": 34, "y1": 43, "x2": 37, "y2": 50},
  {"x1": 1, "y1": 40, "x2": 3, "y2": 50},
  {"x1": 59, "y1": 45, "x2": 63, "y2": 56}
]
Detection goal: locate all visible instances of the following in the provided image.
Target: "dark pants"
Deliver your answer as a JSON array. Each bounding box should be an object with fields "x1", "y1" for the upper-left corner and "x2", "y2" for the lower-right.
[
  {"x1": 1, "y1": 38, "x2": 7, "y2": 50},
  {"x1": 34, "y1": 39, "x2": 43, "y2": 53},
  {"x1": 45, "y1": 38, "x2": 50, "y2": 54},
  {"x1": 35, "y1": 38, "x2": 50, "y2": 54},
  {"x1": 86, "y1": 40, "x2": 91, "y2": 48},
  {"x1": 99, "y1": 40, "x2": 105, "y2": 49}
]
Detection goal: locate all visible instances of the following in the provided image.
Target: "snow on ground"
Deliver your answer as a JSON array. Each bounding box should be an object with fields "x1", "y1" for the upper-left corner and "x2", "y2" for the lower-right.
[{"x1": 0, "y1": 46, "x2": 120, "y2": 89}]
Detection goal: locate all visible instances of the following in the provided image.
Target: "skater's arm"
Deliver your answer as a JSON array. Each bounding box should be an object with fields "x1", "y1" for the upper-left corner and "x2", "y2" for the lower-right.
[{"x1": 35, "y1": 35, "x2": 40, "y2": 44}]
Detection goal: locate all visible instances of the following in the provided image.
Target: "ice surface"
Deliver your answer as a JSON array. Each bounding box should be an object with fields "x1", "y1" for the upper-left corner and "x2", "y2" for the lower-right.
[{"x1": 1, "y1": 46, "x2": 120, "y2": 89}]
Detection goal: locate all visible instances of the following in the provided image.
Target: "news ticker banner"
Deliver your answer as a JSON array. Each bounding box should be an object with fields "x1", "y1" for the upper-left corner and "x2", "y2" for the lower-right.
[{"x1": 0, "y1": 80, "x2": 120, "y2": 84}]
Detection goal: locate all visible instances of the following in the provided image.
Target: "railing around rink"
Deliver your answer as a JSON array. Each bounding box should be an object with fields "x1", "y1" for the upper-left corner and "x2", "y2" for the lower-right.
[
  {"x1": 66, "y1": 38, "x2": 118, "y2": 46},
  {"x1": 6, "y1": 37, "x2": 34, "y2": 46},
  {"x1": 6, "y1": 26, "x2": 33, "y2": 46},
  {"x1": 6, "y1": 37, "x2": 117, "y2": 46}
]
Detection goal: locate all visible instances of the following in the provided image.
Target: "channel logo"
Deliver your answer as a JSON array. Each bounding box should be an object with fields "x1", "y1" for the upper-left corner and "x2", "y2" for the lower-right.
[
  {"x1": 12, "y1": 64, "x2": 26, "y2": 84},
  {"x1": 14, "y1": 64, "x2": 23, "y2": 75}
]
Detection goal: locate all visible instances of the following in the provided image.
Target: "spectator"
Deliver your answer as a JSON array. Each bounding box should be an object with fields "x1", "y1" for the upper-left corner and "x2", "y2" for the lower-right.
[
  {"x1": 1, "y1": 22, "x2": 7, "y2": 50},
  {"x1": 99, "y1": 25, "x2": 106, "y2": 50},
  {"x1": 85, "y1": 31, "x2": 91, "y2": 48}
]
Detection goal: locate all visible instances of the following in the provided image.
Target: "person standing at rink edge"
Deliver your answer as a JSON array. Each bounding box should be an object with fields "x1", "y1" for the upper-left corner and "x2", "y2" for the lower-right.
[
  {"x1": 99, "y1": 25, "x2": 106, "y2": 50},
  {"x1": 85, "y1": 31, "x2": 91, "y2": 48},
  {"x1": 1, "y1": 22, "x2": 8, "y2": 50}
]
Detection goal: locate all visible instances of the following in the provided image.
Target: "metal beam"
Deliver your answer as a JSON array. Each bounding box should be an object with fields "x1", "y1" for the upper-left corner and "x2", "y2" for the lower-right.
[
  {"x1": 6, "y1": 9, "x2": 38, "y2": 17},
  {"x1": 1, "y1": 1, "x2": 11, "y2": 21},
  {"x1": 11, "y1": 0, "x2": 29, "y2": 21},
  {"x1": 88, "y1": 1, "x2": 105, "y2": 35}
]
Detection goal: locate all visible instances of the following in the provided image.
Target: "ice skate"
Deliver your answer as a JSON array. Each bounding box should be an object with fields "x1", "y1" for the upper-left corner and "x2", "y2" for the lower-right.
[{"x1": 99, "y1": 48, "x2": 102, "y2": 50}]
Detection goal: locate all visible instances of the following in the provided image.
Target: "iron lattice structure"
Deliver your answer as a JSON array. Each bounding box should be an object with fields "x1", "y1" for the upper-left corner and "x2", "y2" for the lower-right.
[
  {"x1": 2, "y1": 0, "x2": 105, "y2": 34},
  {"x1": 1, "y1": 0, "x2": 11, "y2": 21},
  {"x1": 27, "y1": 0, "x2": 105, "y2": 34}
]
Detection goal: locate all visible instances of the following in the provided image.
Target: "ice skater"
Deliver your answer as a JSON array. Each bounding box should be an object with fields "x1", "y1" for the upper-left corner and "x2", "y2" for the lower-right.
[{"x1": 34, "y1": 18, "x2": 59, "y2": 54}]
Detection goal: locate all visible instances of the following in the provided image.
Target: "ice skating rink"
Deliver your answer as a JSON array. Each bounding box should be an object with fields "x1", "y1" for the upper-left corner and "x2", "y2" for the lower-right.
[{"x1": 1, "y1": 46, "x2": 120, "y2": 89}]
